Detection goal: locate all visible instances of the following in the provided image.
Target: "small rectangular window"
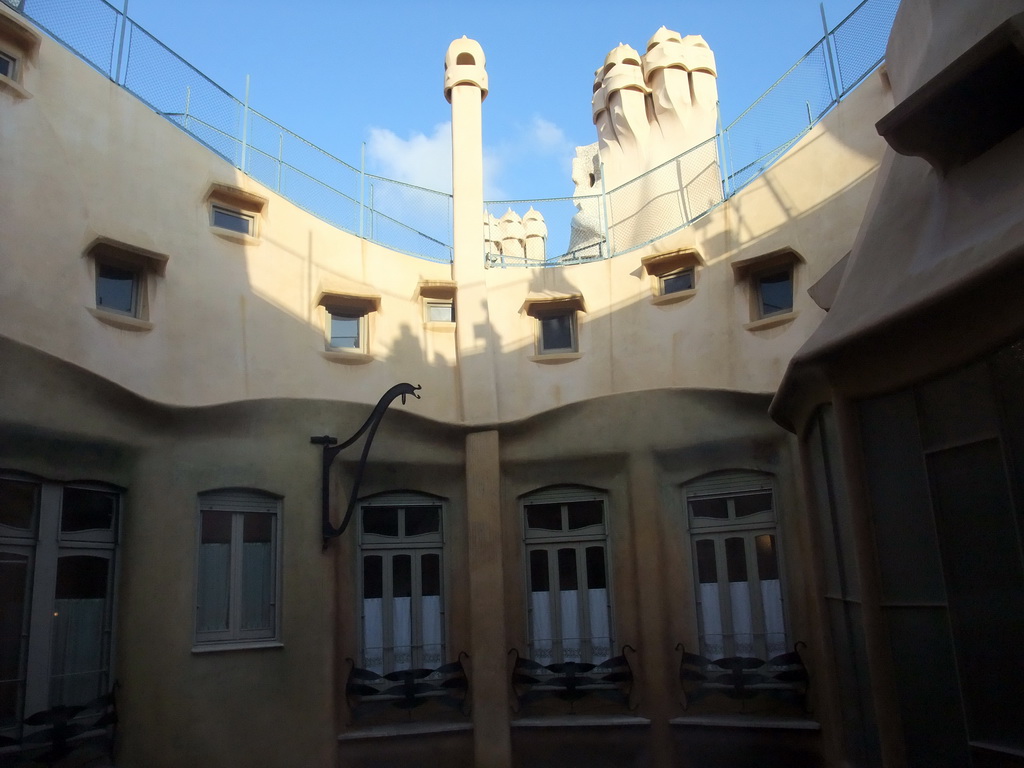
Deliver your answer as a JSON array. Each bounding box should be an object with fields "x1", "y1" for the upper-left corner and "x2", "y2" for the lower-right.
[
  {"x1": 425, "y1": 299, "x2": 455, "y2": 323},
  {"x1": 0, "y1": 51, "x2": 15, "y2": 80},
  {"x1": 538, "y1": 311, "x2": 576, "y2": 354},
  {"x1": 95, "y1": 263, "x2": 139, "y2": 317},
  {"x1": 329, "y1": 312, "x2": 363, "y2": 350},
  {"x1": 211, "y1": 205, "x2": 254, "y2": 236},
  {"x1": 661, "y1": 267, "x2": 695, "y2": 295},
  {"x1": 757, "y1": 269, "x2": 793, "y2": 318}
]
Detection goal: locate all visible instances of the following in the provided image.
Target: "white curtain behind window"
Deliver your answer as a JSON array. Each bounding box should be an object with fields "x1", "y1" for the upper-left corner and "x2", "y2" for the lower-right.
[
  {"x1": 729, "y1": 582, "x2": 755, "y2": 656},
  {"x1": 49, "y1": 599, "x2": 104, "y2": 706},
  {"x1": 530, "y1": 592, "x2": 553, "y2": 664},
  {"x1": 392, "y1": 597, "x2": 412, "y2": 670},
  {"x1": 588, "y1": 588, "x2": 611, "y2": 662},
  {"x1": 560, "y1": 589, "x2": 581, "y2": 662},
  {"x1": 698, "y1": 583, "x2": 724, "y2": 658},
  {"x1": 761, "y1": 579, "x2": 786, "y2": 658},
  {"x1": 421, "y1": 595, "x2": 443, "y2": 667},
  {"x1": 362, "y1": 598, "x2": 384, "y2": 674}
]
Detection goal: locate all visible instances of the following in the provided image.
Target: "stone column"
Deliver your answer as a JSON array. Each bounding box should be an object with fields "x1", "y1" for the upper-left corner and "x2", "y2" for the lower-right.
[{"x1": 465, "y1": 429, "x2": 510, "y2": 768}]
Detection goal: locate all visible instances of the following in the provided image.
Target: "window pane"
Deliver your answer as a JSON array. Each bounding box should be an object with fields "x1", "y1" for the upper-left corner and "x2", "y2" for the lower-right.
[
  {"x1": 427, "y1": 301, "x2": 454, "y2": 322},
  {"x1": 404, "y1": 506, "x2": 440, "y2": 536},
  {"x1": 725, "y1": 537, "x2": 748, "y2": 582},
  {"x1": 755, "y1": 534, "x2": 779, "y2": 580},
  {"x1": 585, "y1": 545, "x2": 606, "y2": 589},
  {"x1": 526, "y1": 503, "x2": 562, "y2": 531},
  {"x1": 567, "y1": 500, "x2": 603, "y2": 529},
  {"x1": 695, "y1": 539, "x2": 717, "y2": 583},
  {"x1": 540, "y1": 313, "x2": 574, "y2": 351},
  {"x1": 96, "y1": 264, "x2": 136, "y2": 314},
  {"x1": 0, "y1": 551, "x2": 30, "y2": 726},
  {"x1": 212, "y1": 207, "x2": 251, "y2": 234},
  {"x1": 734, "y1": 492, "x2": 773, "y2": 518},
  {"x1": 363, "y1": 507, "x2": 398, "y2": 537},
  {"x1": 198, "y1": 511, "x2": 231, "y2": 632},
  {"x1": 529, "y1": 550, "x2": 549, "y2": 592},
  {"x1": 421, "y1": 553, "x2": 441, "y2": 597},
  {"x1": 662, "y1": 268, "x2": 694, "y2": 294},
  {"x1": 241, "y1": 514, "x2": 273, "y2": 631},
  {"x1": 393, "y1": 555, "x2": 412, "y2": 599},
  {"x1": 0, "y1": 479, "x2": 36, "y2": 532},
  {"x1": 557, "y1": 548, "x2": 578, "y2": 591},
  {"x1": 759, "y1": 270, "x2": 793, "y2": 316},
  {"x1": 330, "y1": 314, "x2": 361, "y2": 349},
  {"x1": 61, "y1": 487, "x2": 117, "y2": 532},
  {"x1": 690, "y1": 497, "x2": 728, "y2": 519},
  {"x1": 363, "y1": 555, "x2": 383, "y2": 600},
  {"x1": 0, "y1": 54, "x2": 12, "y2": 79},
  {"x1": 51, "y1": 556, "x2": 109, "y2": 706}
]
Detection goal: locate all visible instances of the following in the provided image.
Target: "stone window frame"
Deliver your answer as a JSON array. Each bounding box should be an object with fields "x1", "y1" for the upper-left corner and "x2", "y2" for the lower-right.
[
  {"x1": 317, "y1": 290, "x2": 380, "y2": 364},
  {"x1": 642, "y1": 248, "x2": 703, "y2": 305},
  {"x1": 523, "y1": 294, "x2": 586, "y2": 362},
  {"x1": 193, "y1": 489, "x2": 283, "y2": 652},
  {"x1": 85, "y1": 237, "x2": 169, "y2": 332},
  {"x1": 731, "y1": 247, "x2": 804, "y2": 331},
  {"x1": 418, "y1": 280, "x2": 457, "y2": 330},
  {"x1": 0, "y1": 5, "x2": 41, "y2": 100},
  {"x1": 206, "y1": 183, "x2": 268, "y2": 245}
]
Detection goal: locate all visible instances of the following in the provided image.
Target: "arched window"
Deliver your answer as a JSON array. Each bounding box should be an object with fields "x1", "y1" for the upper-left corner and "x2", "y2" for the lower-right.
[
  {"x1": 684, "y1": 471, "x2": 786, "y2": 660},
  {"x1": 521, "y1": 486, "x2": 612, "y2": 665},
  {"x1": 358, "y1": 492, "x2": 445, "y2": 674}
]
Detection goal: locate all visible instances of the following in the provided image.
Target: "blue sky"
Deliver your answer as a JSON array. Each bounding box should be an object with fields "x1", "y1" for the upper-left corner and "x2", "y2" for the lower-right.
[{"x1": 123, "y1": 0, "x2": 868, "y2": 201}]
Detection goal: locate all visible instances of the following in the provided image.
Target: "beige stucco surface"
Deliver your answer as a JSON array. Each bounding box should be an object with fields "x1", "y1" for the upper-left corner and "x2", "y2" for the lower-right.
[{"x1": 0, "y1": 11, "x2": 895, "y2": 768}]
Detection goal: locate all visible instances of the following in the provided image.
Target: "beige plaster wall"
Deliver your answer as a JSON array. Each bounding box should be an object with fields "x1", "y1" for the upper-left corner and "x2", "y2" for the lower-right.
[{"x1": 1, "y1": 23, "x2": 888, "y2": 431}]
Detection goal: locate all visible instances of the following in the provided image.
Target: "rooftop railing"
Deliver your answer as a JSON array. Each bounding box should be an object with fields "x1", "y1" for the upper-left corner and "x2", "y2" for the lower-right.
[{"x1": 3, "y1": 0, "x2": 898, "y2": 266}]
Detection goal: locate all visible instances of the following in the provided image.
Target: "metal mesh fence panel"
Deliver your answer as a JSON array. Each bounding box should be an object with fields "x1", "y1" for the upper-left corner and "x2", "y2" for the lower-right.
[
  {"x1": 605, "y1": 138, "x2": 723, "y2": 257},
  {"x1": 22, "y1": 0, "x2": 119, "y2": 76},
  {"x1": 483, "y1": 197, "x2": 597, "y2": 267},
  {"x1": 832, "y1": 0, "x2": 901, "y2": 95},
  {"x1": 723, "y1": 39, "x2": 834, "y2": 194},
  {"x1": 364, "y1": 175, "x2": 452, "y2": 263},
  {"x1": 9, "y1": 0, "x2": 896, "y2": 266},
  {"x1": 121, "y1": 20, "x2": 243, "y2": 166}
]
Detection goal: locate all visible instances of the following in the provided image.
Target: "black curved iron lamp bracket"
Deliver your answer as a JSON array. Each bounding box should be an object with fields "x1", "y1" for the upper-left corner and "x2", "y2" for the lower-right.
[{"x1": 311, "y1": 383, "x2": 421, "y2": 549}]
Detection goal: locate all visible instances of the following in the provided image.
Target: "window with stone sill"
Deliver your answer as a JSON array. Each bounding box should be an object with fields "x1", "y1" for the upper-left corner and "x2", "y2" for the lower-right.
[
  {"x1": 195, "y1": 490, "x2": 280, "y2": 648},
  {"x1": 684, "y1": 471, "x2": 787, "y2": 662},
  {"x1": 86, "y1": 238, "x2": 168, "y2": 328},
  {"x1": 522, "y1": 487, "x2": 613, "y2": 666},
  {"x1": 358, "y1": 494, "x2": 446, "y2": 674},
  {"x1": 206, "y1": 183, "x2": 266, "y2": 243}
]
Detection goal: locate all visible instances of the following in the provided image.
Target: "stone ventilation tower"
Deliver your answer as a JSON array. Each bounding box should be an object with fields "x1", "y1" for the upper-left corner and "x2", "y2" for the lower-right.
[{"x1": 570, "y1": 28, "x2": 720, "y2": 258}]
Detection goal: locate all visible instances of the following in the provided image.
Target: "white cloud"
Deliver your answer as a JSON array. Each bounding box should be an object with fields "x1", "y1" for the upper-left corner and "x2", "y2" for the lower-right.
[
  {"x1": 366, "y1": 122, "x2": 453, "y2": 194},
  {"x1": 365, "y1": 114, "x2": 577, "y2": 201},
  {"x1": 527, "y1": 116, "x2": 573, "y2": 155}
]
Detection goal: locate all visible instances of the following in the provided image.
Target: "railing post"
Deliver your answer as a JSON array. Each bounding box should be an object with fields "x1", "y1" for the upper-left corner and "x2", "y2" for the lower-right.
[
  {"x1": 239, "y1": 74, "x2": 250, "y2": 172},
  {"x1": 183, "y1": 86, "x2": 191, "y2": 131},
  {"x1": 716, "y1": 100, "x2": 730, "y2": 200},
  {"x1": 821, "y1": 3, "x2": 841, "y2": 100},
  {"x1": 113, "y1": 0, "x2": 129, "y2": 84}
]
